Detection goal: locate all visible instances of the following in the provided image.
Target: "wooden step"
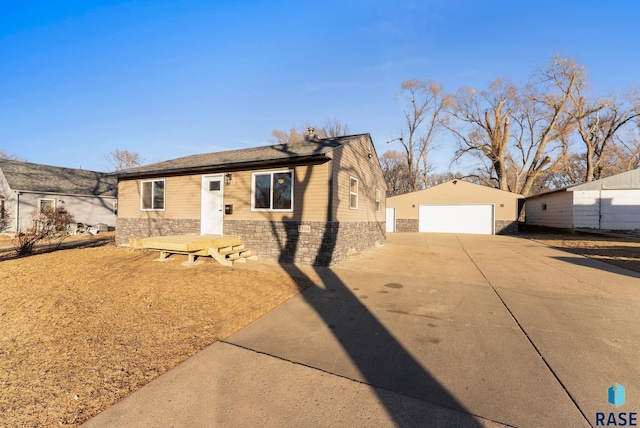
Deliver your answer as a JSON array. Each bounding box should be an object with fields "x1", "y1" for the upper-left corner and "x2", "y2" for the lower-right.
[
  {"x1": 209, "y1": 243, "x2": 257, "y2": 266},
  {"x1": 219, "y1": 247, "x2": 253, "y2": 257}
]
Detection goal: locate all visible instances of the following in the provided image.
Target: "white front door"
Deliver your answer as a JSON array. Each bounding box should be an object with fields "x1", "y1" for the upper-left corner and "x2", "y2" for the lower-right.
[{"x1": 201, "y1": 175, "x2": 224, "y2": 235}]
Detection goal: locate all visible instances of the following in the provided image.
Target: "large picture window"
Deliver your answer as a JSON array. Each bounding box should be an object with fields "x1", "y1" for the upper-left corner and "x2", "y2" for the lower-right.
[
  {"x1": 252, "y1": 170, "x2": 293, "y2": 211},
  {"x1": 141, "y1": 179, "x2": 165, "y2": 211}
]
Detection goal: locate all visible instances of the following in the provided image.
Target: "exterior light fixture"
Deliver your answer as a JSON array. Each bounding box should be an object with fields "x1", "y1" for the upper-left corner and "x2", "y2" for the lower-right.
[{"x1": 225, "y1": 173, "x2": 232, "y2": 185}]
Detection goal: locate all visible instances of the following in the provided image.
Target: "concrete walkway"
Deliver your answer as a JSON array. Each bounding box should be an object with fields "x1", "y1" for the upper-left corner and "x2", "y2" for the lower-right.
[{"x1": 83, "y1": 233, "x2": 640, "y2": 427}]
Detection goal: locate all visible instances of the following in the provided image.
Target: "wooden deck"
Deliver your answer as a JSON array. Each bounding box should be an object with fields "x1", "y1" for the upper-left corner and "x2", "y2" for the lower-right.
[{"x1": 129, "y1": 235, "x2": 255, "y2": 266}]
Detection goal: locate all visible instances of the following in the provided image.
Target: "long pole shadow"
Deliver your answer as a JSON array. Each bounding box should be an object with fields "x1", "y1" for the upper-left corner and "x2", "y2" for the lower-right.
[
  {"x1": 273, "y1": 231, "x2": 479, "y2": 425},
  {"x1": 262, "y1": 138, "x2": 478, "y2": 424}
]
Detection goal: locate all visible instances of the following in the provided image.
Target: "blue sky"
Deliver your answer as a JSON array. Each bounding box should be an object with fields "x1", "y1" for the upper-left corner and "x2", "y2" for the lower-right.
[{"x1": 1, "y1": 0, "x2": 639, "y2": 172}]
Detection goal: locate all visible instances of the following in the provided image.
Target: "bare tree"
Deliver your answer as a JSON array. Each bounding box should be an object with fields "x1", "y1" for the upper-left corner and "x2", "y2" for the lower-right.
[
  {"x1": 447, "y1": 56, "x2": 584, "y2": 196},
  {"x1": 322, "y1": 116, "x2": 350, "y2": 138},
  {"x1": 15, "y1": 206, "x2": 75, "y2": 255},
  {"x1": 271, "y1": 119, "x2": 351, "y2": 144},
  {"x1": 515, "y1": 56, "x2": 584, "y2": 196},
  {"x1": 0, "y1": 150, "x2": 21, "y2": 160},
  {"x1": 447, "y1": 78, "x2": 516, "y2": 191},
  {"x1": 379, "y1": 150, "x2": 413, "y2": 196},
  {"x1": 568, "y1": 89, "x2": 640, "y2": 181},
  {"x1": 610, "y1": 132, "x2": 640, "y2": 173},
  {"x1": 106, "y1": 149, "x2": 144, "y2": 171},
  {"x1": 394, "y1": 79, "x2": 450, "y2": 192}
]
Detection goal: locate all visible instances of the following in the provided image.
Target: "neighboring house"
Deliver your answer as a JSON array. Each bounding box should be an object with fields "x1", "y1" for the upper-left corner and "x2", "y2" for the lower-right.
[
  {"x1": 526, "y1": 169, "x2": 640, "y2": 230},
  {"x1": 386, "y1": 180, "x2": 524, "y2": 235},
  {"x1": 115, "y1": 133, "x2": 387, "y2": 266},
  {"x1": 0, "y1": 159, "x2": 118, "y2": 233}
]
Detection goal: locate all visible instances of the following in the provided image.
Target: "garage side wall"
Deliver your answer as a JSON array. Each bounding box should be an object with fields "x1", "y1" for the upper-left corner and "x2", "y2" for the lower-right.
[{"x1": 525, "y1": 192, "x2": 573, "y2": 228}]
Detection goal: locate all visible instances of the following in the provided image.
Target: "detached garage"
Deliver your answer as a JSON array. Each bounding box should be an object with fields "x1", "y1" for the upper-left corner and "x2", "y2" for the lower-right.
[
  {"x1": 526, "y1": 169, "x2": 640, "y2": 230},
  {"x1": 386, "y1": 180, "x2": 524, "y2": 235}
]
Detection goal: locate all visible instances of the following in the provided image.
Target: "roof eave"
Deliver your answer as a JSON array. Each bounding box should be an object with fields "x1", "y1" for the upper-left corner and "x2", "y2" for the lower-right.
[{"x1": 114, "y1": 154, "x2": 331, "y2": 179}]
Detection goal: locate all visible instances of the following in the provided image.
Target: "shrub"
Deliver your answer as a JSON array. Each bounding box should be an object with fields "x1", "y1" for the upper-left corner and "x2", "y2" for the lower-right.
[{"x1": 15, "y1": 206, "x2": 75, "y2": 255}]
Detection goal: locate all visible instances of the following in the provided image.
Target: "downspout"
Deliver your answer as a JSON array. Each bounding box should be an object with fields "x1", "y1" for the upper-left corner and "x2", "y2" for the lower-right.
[
  {"x1": 598, "y1": 189, "x2": 602, "y2": 229},
  {"x1": 15, "y1": 191, "x2": 21, "y2": 232},
  {"x1": 327, "y1": 159, "x2": 334, "y2": 222}
]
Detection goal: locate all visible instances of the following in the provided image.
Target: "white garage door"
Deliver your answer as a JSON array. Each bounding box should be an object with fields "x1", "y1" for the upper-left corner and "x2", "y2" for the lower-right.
[{"x1": 419, "y1": 204, "x2": 494, "y2": 234}]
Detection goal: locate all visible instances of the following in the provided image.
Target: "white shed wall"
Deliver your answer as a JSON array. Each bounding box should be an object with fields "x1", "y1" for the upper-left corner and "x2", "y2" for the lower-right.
[
  {"x1": 572, "y1": 191, "x2": 600, "y2": 228},
  {"x1": 525, "y1": 192, "x2": 573, "y2": 228},
  {"x1": 600, "y1": 189, "x2": 640, "y2": 230}
]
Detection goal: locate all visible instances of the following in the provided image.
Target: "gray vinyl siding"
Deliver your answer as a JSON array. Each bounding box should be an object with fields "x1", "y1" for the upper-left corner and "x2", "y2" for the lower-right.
[{"x1": 14, "y1": 193, "x2": 116, "y2": 232}]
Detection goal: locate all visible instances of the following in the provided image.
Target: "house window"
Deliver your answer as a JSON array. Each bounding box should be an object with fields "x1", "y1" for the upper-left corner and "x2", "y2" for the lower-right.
[
  {"x1": 0, "y1": 198, "x2": 5, "y2": 220},
  {"x1": 349, "y1": 177, "x2": 359, "y2": 209},
  {"x1": 141, "y1": 179, "x2": 165, "y2": 211},
  {"x1": 252, "y1": 170, "x2": 293, "y2": 211},
  {"x1": 375, "y1": 188, "x2": 381, "y2": 212},
  {"x1": 38, "y1": 198, "x2": 56, "y2": 211}
]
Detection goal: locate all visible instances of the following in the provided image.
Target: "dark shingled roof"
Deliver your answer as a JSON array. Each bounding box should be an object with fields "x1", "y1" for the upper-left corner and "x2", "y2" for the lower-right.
[
  {"x1": 116, "y1": 134, "x2": 369, "y2": 178},
  {"x1": 0, "y1": 159, "x2": 117, "y2": 197}
]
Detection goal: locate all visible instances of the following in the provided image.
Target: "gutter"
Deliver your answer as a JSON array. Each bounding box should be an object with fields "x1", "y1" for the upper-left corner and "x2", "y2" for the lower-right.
[{"x1": 13, "y1": 189, "x2": 117, "y2": 199}]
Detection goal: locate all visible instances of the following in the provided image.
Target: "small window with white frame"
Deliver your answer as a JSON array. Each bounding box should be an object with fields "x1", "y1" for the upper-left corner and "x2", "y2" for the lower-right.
[
  {"x1": 252, "y1": 169, "x2": 294, "y2": 211},
  {"x1": 140, "y1": 179, "x2": 165, "y2": 211},
  {"x1": 375, "y1": 188, "x2": 381, "y2": 212},
  {"x1": 349, "y1": 176, "x2": 359, "y2": 210},
  {"x1": 38, "y1": 198, "x2": 56, "y2": 211}
]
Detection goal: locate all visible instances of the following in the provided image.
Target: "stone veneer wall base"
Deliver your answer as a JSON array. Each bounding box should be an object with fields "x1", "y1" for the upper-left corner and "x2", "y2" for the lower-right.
[
  {"x1": 392, "y1": 218, "x2": 518, "y2": 235},
  {"x1": 395, "y1": 219, "x2": 419, "y2": 233},
  {"x1": 116, "y1": 218, "x2": 386, "y2": 266},
  {"x1": 223, "y1": 220, "x2": 385, "y2": 266},
  {"x1": 495, "y1": 220, "x2": 519, "y2": 235}
]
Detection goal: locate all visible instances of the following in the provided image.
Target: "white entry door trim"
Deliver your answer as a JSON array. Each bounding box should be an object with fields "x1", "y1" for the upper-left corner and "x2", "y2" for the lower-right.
[
  {"x1": 386, "y1": 207, "x2": 396, "y2": 232},
  {"x1": 201, "y1": 175, "x2": 224, "y2": 235}
]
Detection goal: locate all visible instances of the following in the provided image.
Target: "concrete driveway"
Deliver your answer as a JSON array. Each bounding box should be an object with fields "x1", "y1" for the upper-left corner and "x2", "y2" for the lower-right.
[{"x1": 84, "y1": 233, "x2": 640, "y2": 427}]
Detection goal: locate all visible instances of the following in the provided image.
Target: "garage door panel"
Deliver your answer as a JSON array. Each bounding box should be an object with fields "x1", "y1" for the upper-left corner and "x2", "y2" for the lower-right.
[{"x1": 419, "y1": 204, "x2": 493, "y2": 234}]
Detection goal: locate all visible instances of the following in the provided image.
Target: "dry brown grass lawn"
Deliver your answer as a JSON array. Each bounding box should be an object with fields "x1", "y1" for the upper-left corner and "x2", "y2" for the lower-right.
[
  {"x1": 0, "y1": 241, "x2": 310, "y2": 427},
  {"x1": 523, "y1": 231, "x2": 640, "y2": 274}
]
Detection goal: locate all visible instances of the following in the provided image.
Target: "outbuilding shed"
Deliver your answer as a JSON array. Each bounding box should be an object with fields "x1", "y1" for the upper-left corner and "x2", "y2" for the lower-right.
[
  {"x1": 386, "y1": 180, "x2": 524, "y2": 235},
  {"x1": 525, "y1": 169, "x2": 640, "y2": 230}
]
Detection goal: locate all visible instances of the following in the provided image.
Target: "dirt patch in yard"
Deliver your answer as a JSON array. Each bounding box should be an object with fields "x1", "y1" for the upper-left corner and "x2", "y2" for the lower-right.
[
  {"x1": 0, "y1": 240, "x2": 310, "y2": 426},
  {"x1": 522, "y1": 231, "x2": 640, "y2": 274}
]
